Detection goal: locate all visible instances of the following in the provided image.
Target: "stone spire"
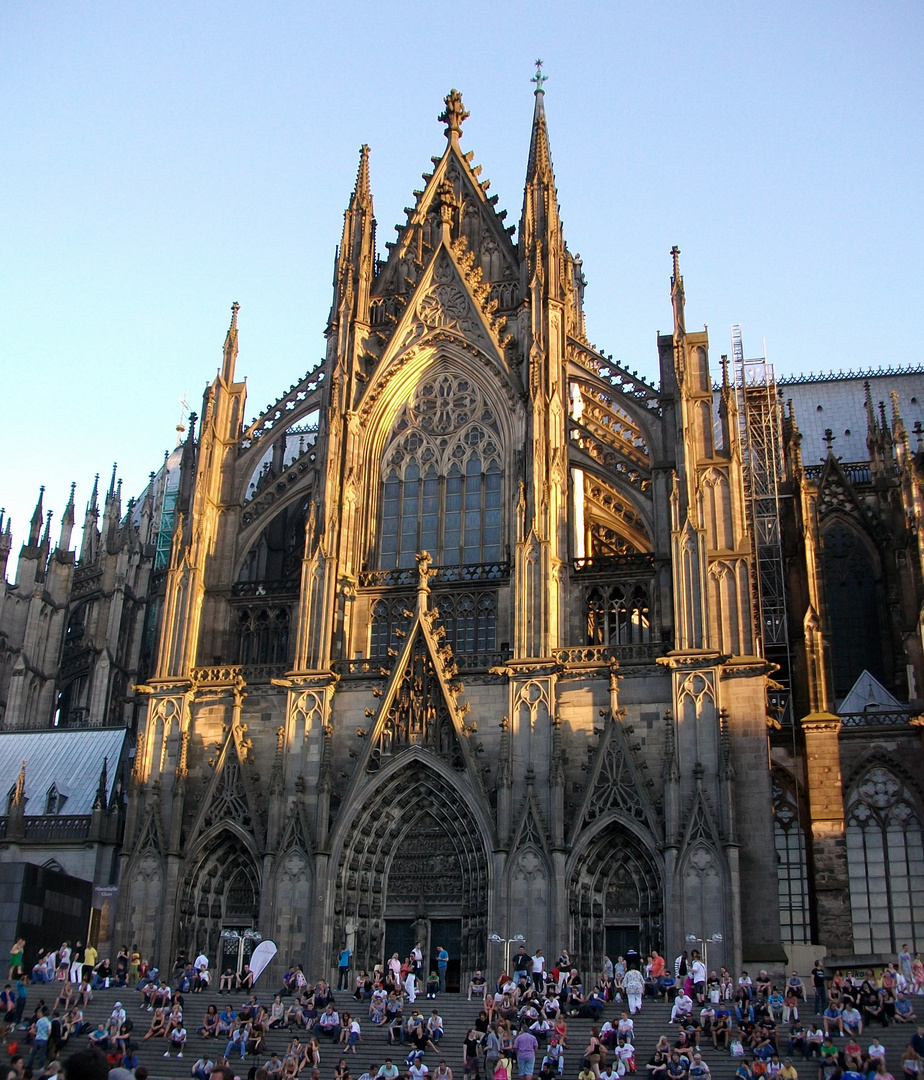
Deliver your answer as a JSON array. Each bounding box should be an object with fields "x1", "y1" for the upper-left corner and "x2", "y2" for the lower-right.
[
  {"x1": 80, "y1": 473, "x2": 100, "y2": 564},
  {"x1": 221, "y1": 302, "x2": 240, "y2": 383},
  {"x1": 58, "y1": 482, "x2": 76, "y2": 551},
  {"x1": 671, "y1": 245, "x2": 686, "y2": 340},
  {"x1": 28, "y1": 487, "x2": 45, "y2": 546}
]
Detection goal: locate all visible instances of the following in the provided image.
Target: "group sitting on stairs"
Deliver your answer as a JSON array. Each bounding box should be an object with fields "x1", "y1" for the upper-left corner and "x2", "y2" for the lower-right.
[{"x1": 7, "y1": 945, "x2": 924, "y2": 1080}]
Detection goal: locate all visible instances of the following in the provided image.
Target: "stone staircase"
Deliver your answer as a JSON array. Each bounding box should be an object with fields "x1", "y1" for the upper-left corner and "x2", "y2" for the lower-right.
[{"x1": 20, "y1": 984, "x2": 923, "y2": 1080}]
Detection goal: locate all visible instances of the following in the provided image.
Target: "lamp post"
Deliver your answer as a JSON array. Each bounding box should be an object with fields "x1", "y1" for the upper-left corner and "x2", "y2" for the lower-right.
[
  {"x1": 488, "y1": 932, "x2": 525, "y2": 975},
  {"x1": 686, "y1": 932, "x2": 723, "y2": 975}
]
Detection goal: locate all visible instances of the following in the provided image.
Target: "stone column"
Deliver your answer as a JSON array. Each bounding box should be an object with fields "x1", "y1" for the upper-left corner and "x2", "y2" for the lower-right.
[{"x1": 800, "y1": 712, "x2": 852, "y2": 952}]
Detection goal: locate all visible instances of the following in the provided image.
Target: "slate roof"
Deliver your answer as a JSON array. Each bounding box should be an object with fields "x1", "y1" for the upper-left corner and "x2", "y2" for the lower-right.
[
  {"x1": 0, "y1": 728, "x2": 126, "y2": 815},
  {"x1": 837, "y1": 669, "x2": 905, "y2": 714}
]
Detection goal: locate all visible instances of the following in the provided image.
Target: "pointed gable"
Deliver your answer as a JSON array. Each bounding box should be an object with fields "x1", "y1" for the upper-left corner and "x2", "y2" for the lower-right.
[
  {"x1": 373, "y1": 91, "x2": 519, "y2": 317},
  {"x1": 574, "y1": 713, "x2": 657, "y2": 836},
  {"x1": 512, "y1": 791, "x2": 550, "y2": 853},
  {"x1": 360, "y1": 238, "x2": 520, "y2": 422},
  {"x1": 277, "y1": 798, "x2": 314, "y2": 856},
  {"x1": 190, "y1": 727, "x2": 263, "y2": 849},
  {"x1": 359, "y1": 557, "x2": 480, "y2": 778}
]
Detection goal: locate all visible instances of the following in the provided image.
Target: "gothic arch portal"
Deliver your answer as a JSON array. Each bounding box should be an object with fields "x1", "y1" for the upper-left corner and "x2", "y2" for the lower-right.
[
  {"x1": 178, "y1": 831, "x2": 262, "y2": 962},
  {"x1": 330, "y1": 756, "x2": 491, "y2": 981},
  {"x1": 567, "y1": 819, "x2": 663, "y2": 974}
]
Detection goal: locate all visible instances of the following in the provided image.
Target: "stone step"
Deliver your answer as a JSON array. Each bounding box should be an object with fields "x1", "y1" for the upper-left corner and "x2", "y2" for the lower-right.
[{"x1": 20, "y1": 984, "x2": 921, "y2": 1080}]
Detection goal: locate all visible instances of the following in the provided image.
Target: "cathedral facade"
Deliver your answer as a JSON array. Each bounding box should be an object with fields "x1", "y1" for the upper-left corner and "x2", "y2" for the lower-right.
[{"x1": 2, "y1": 84, "x2": 923, "y2": 983}]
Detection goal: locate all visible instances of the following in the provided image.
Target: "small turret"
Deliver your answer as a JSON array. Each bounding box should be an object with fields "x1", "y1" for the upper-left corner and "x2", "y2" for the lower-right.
[
  {"x1": 28, "y1": 487, "x2": 45, "y2": 547},
  {"x1": 58, "y1": 483, "x2": 76, "y2": 551},
  {"x1": 80, "y1": 473, "x2": 100, "y2": 564},
  {"x1": 0, "y1": 512, "x2": 11, "y2": 579}
]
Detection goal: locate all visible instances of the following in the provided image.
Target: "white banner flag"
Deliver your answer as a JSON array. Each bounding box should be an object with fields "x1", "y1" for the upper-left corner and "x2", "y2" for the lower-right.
[{"x1": 249, "y1": 940, "x2": 278, "y2": 983}]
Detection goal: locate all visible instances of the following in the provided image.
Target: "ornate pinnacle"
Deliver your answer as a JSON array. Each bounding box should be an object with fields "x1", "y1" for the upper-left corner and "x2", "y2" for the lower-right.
[
  {"x1": 531, "y1": 59, "x2": 548, "y2": 94},
  {"x1": 439, "y1": 89, "x2": 469, "y2": 140}
]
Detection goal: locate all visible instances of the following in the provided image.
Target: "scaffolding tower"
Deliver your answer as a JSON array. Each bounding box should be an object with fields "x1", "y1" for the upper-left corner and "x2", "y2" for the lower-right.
[{"x1": 733, "y1": 325, "x2": 793, "y2": 726}]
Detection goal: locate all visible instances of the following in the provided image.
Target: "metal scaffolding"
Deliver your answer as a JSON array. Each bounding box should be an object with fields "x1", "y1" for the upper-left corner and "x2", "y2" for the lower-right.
[{"x1": 732, "y1": 325, "x2": 793, "y2": 725}]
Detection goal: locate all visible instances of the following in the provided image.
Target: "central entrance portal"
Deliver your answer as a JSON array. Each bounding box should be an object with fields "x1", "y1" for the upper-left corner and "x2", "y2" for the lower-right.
[{"x1": 333, "y1": 763, "x2": 490, "y2": 984}]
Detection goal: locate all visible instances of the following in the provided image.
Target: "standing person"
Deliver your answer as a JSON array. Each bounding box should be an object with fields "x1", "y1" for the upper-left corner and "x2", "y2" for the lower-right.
[
  {"x1": 69, "y1": 943, "x2": 85, "y2": 984},
  {"x1": 463, "y1": 1029, "x2": 481, "y2": 1080},
  {"x1": 513, "y1": 1025, "x2": 539, "y2": 1080},
  {"x1": 624, "y1": 967, "x2": 644, "y2": 1016},
  {"x1": 556, "y1": 952, "x2": 571, "y2": 995},
  {"x1": 413, "y1": 944, "x2": 424, "y2": 977},
  {"x1": 82, "y1": 942, "x2": 98, "y2": 984},
  {"x1": 437, "y1": 947, "x2": 449, "y2": 995},
  {"x1": 9, "y1": 939, "x2": 24, "y2": 981},
  {"x1": 899, "y1": 948, "x2": 914, "y2": 987},
  {"x1": 28, "y1": 1007, "x2": 52, "y2": 1071},
  {"x1": 339, "y1": 945, "x2": 353, "y2": 992},
  {"x1": 405, "y1": 968, "x2": 419, "y2": 1005},
  {"x1": 811, "y1": 963, "x2": 827, "y2": 1016},
  {"x1": 690, "y1": 953, "x2": 706, "y2": 1005},
  {"x1": 531, "y1": 952, "x2": 546, "y2": 993}
]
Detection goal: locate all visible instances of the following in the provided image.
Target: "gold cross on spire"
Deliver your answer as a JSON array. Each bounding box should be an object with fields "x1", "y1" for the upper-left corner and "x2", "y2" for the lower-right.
[{"x1": 531, "y1": 58, "x2": 548, "y2": 93}]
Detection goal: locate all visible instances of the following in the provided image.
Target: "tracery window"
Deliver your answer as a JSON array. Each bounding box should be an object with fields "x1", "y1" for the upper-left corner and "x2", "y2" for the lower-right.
[
  {"x1": 235, "y1": 604, "x2": 291, "y2": 666},
  {"x1": 378, "y1": 374, "x2": 503, "y2": 569},
  {"x1": 772, "y1": 770, "x2": 810, "y2": 944},
  {"x1": 846, "y1": 765, "x2": 924, "y2": 954},
  {"x1": 821, "y1": 524, "x2": 886, "y2": 697},
  {"x1": 586, "y1": 584, "x2": 650, "y2": 645},
  {"x1": 370, "y1": 591, "x2": 497, "y2": 657}
]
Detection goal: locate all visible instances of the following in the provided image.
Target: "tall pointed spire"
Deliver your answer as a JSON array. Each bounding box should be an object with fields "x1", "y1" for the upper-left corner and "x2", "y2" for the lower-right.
[
  {"x1": 28, "y1": 487, "x2": 45, "y2": 546},
  {"x1": 526, "y1": 60, "x2": 554, "y2": 181},
  {"x1": 332, "y1": 144, "x2": 376, "y2": 329},
  {"x1": 93, "y1": 757, "x2": 109, "y2": 811},
  {"x1": 0, "y1": 512, "x2": 11, "y2": 579},
  {"x1": 221, "y1": 302, "x2": 240, "y2": 383},
  {"x1": 671, "y1": 245, "x2": 686, "y2": 338},
  {"x1": 520, "y1": 60, "x2": 565, "y2": 298}
]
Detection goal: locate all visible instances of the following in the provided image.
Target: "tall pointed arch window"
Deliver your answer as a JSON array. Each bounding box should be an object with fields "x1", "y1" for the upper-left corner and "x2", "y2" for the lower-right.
[
  {"x1": 846, "y1": 764, "x2": 924, "y2": 954},
  {"x1": 772, "y1": 769, "x2": 810, "y2": 944},
  {"x1": 821, "y1": 523, "x2": 887, "y2": 697},
  {"x1": 378, "y1": 374, "x2": 503, "y2": 569}
]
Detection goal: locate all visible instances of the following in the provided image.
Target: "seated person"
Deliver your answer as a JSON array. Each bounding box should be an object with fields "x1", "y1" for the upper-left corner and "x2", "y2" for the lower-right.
[
  {"x1": 841, "y1": 1004, "x2": 862, "y2": 1036},
  {"x1": 469, "y1": 972, "x2": 488, "y2": 1002},
  {"x1": 671, "y1": 992, "x2": 694, "y2": 1025}
]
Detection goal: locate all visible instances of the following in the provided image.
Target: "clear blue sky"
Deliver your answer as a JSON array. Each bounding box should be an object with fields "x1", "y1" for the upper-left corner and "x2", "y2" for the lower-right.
[{"x1": 1, "y1": 1, "x2": 922, "y2": 551}]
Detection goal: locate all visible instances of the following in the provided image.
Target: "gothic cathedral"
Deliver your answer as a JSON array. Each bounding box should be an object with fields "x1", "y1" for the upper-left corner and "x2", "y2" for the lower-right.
[{"x1": 3, "y1": 82, "x2": 924, "y2": 983}]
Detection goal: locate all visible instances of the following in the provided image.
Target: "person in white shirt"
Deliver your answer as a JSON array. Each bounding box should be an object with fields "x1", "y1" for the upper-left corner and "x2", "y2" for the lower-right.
[
  {"x1": 531, "y1": 951, "x2": 546, "y2": 992},
  {"x1": 616, "y1": 1013, "x2": 635, "y2": 1040},
  {"x1": 670, "y1": 991, "x2": 694, "y2": 1024},
  {"x1": 409, "y1": 1055, "x2": 429, "y2": 1080},
  {"x1": 690, "y1": 954, "x2": 707, "y2": 1003},
  {"x1": 166, "y1": 1024, "x2": 187, "y2": 1058}
]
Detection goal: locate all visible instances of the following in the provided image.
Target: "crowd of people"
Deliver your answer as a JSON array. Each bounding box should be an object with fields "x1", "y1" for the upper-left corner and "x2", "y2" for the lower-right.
[{"x1": 4, "y1": 940, "x2": 924, "y2": 1080}]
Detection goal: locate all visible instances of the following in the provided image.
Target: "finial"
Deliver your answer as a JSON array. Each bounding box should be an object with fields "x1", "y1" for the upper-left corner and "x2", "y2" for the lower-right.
[
  {"x1": 913, "y1": 420, "x2": 923, "y2": 449},
  {"x1": 823, "y1": 428, "x2": 836, "y2": 452},
  {"x1": 439, "y1": 89, "x2": 470, "y2": 141},
  {"x1": 354, "y1": 144, "x2": 371, "y2": 200},
  {"x1": 230, "y1": 301, "x2": 240, "y2": 328},
  {"x1": 671, "y1": 245, "x2": 682, "y2": 283},
  {"x1": 531, "y1": 58, "x2": 548, "y2": 94}
]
